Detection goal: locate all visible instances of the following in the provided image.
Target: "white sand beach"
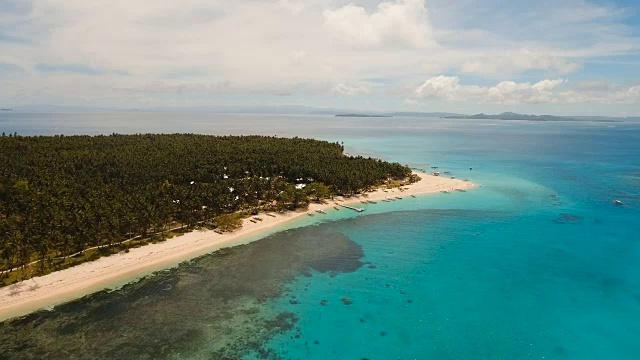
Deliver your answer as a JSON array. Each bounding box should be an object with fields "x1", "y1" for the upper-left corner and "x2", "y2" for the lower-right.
[{"x1": 0, "y1": 172, "x2": 474, "y2": 321}]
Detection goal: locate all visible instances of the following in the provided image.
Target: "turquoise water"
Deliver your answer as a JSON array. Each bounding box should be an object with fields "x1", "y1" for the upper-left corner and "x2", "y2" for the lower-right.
[{"x1": 0, "y1": 113, "x2": 639, "y2": 359}]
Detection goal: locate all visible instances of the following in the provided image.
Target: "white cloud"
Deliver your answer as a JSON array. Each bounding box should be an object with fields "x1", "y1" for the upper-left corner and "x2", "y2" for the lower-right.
[
  {"x1": 410, "y1": 76, "x2": 640, "y2": 105},
  {"x1": 323, "y1": 0, "x2": 433, "y2": 49},
  {"x1": 414, "y1": 75, "x2": 461, "y2": 99},
  {"x1": 0, "y1": 0, "x2": 639, "y2": 111},
  {"x1": 557, "y1": 85, "x2": 640, "y2": 104},
  {"x1": 459, "y1": 49, "x2": 581, "y2": 76},
  {"x1": 333, "y1": 82, "x2": 372, "y2": 96},
  {"x1": 532, "y1": 78, "x2": 566, "y2": 92},
  {"x1": 402, "y1": 98, "x2": 418, "y2": 105}
]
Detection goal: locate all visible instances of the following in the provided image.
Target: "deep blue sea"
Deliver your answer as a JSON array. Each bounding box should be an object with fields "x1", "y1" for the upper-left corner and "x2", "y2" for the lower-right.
[{"x1": 1, "y1": 112, "x2": 639, "y2": 359}]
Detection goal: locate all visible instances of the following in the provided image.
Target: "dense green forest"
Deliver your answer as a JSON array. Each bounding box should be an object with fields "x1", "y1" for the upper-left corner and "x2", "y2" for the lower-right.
[{"x1": 0, "y1": 134, "x2": 412, "y2": 283}]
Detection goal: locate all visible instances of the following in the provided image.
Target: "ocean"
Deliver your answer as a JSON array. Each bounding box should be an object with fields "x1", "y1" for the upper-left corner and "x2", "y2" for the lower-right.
[{"x1": 0, "y1": 112, "x2": 639, "y2": 359}]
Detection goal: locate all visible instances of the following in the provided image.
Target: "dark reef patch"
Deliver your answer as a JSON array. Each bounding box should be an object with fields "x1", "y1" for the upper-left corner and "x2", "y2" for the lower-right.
[
  {"x1": 553, "y1": 213, "x2": 584, "y2": 224},
  {"x1": 0, "y1": 225, "x2": 364, "y2": 360}
]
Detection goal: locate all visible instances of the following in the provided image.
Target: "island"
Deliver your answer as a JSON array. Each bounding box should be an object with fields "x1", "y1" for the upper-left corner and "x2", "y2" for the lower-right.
[
  {"x1": 335, "y1": 114, "x2": 393, "y2": 118},
  {"x1": 0, "y1": 134, "x2": 473, "y2": 320},
  {"x1": 447, "y1": 111, "x2": 622, "y2": 122}
]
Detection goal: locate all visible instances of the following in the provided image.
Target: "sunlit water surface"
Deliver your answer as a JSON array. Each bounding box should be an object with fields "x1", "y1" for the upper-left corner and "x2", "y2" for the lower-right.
[{"x1": 0, "y1": 113, "x2": 639, "y2": 359}]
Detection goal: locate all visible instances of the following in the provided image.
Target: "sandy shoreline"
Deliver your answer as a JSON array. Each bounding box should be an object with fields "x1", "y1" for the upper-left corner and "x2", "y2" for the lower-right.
[{"x1": 0, "y1": 172, "x2": 474, "y2": 321}]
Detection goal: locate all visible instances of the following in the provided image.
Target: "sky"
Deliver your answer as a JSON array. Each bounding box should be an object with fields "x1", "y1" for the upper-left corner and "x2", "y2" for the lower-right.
[{"x1": 1, "y1": 0, "x2": 640, "y2": 116}]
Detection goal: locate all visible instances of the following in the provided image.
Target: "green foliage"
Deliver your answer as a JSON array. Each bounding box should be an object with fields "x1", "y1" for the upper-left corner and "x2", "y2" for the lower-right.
[
  {"x1": 214, "y1": 213, "x2": 245, "y2": 231},
  {"x1": 305, "y1": 182, "x2": 330, "y2": 201},
  {"x1": 0, "y1": 134, "x2": 410, "y2": 279}
]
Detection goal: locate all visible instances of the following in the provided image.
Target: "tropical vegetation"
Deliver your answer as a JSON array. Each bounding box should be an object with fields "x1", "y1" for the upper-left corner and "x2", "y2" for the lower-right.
[{"x1": 0, "y1": 134, "x2": 412, "y2": 284}]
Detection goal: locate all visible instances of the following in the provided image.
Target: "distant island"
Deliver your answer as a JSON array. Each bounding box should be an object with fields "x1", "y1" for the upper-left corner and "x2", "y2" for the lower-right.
[
  {"x1": 447, "y1": 112, "x2": 623, "y2": 123},
  {"x1": 390, "y1": 112, "x2": 466, "y2": 118},
  {"x1": 334, "y1": 112, "x2": 467, "y2": 118},
  {"x1": 4, "y1": 104, "x2": 638, "y2": 122},
  {"x1": 335, "y1": 114, "x2": 393, "y2": 118}
]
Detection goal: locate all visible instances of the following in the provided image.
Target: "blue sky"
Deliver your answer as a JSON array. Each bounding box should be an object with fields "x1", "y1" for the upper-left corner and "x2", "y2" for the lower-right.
[{"x1": 1, "y1": 0, "x2": 639, "y2": 115}]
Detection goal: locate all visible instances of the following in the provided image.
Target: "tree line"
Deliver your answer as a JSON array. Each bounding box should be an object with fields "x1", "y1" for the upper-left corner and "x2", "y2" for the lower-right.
[{"x1": 0, "y1": 134, "x2": 411, "y2": 279}]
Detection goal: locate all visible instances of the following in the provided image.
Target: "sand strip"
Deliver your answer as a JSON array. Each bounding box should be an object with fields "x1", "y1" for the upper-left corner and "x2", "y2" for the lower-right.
[{"x1": 0, "y1": 172, "x2": 474, "y2": 321}]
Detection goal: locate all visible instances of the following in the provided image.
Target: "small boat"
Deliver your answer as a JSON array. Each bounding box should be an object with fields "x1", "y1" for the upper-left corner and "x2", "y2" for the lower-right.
[
  {"x1": 250, "y1": 219, "x2": 257, "y2": 223},
  {"x1": 614, "y1": 200, "x2": 624, "y2": 205},
  {"x1": 266, "y1": 213, "x2": 276, "y2": 218},
  {"x1": 333, "y1": 206, "x2": 340, "y2": 210},
  {"x1": 431, "y1": 166, "x2": 439, "y2": 169},
  {"x1": 433, "y1": 172, "x2": 440, "y2": 176},
  {"x1": 441, "y1": 190, "x2": 449, "y2": 194},
  {"x1": 395, "y1": 196, "x2": 403, "y2": 200},
  {"x1": 411, "y1": 195, "x2": 416, "y2": 198},
  {"x1": 307, "y1": 213, "x2": 315, "y2": 217},
  {"x1": 315, "y1": 209, "x2": 326, "y2": 214},
  {"x1": 368, "y1": 200, "x2": 377, "y2": 204},
  {"x1": 455, "y1": 189, "x2": 466, "y2": 192},
  {"x1": 360, "y1": 200, "x2": 368, "y2": 204}
]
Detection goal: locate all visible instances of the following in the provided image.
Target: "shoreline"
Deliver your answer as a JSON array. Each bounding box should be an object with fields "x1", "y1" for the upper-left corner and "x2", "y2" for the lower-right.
[{"x1": 0, "y1": 172, "x2": 475, "y2": 322}]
